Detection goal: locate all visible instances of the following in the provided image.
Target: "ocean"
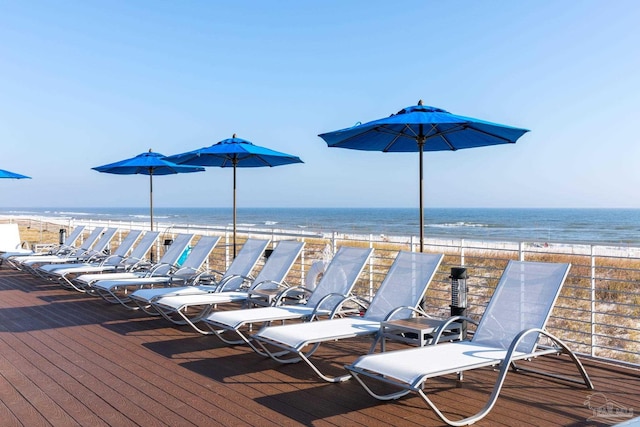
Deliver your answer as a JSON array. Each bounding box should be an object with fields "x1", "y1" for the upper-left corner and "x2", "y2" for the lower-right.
[{"x1": 2, "y1": 207, "x2": 640, "y2": 245}]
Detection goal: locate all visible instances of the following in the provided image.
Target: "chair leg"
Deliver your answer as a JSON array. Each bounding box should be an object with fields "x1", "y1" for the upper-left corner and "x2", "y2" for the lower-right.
[{"x1": 511, "y1": 330, "x2": 594, "y2": 390}]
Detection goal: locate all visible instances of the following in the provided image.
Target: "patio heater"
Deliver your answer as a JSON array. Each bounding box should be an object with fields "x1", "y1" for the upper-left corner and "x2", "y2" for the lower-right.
[
  {"x1": 58, "y1": 228, "x2": 66, "y2": 245},
  {"x1": 450, "y1": 267, "x2": 468, "y2": 338}
]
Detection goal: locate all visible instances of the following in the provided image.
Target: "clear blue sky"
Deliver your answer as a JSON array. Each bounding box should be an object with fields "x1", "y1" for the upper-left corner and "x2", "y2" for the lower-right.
[{"x1": 1, "y1": 1, "x2": 639, "y2": 209}]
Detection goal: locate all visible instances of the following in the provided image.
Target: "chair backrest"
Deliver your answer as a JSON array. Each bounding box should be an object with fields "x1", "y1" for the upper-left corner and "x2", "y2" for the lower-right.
[
  {"x1": 89, "y1": 228, "x2": 118, "y2": 255},
  {"x1": 153, "y1": 234, "x2": 194, "y2": 274},
  {"x1": 471, "y1": 260, "x2": 571, "y2": 353},
  {"x1": 63, "y1": 226, "x2": 86, "y2": 247},
  {"x1": 306, "y1": 246, "x2": 374, "y2": 308},
  {"x1": 249, "y1": 240, "x2": 306, "y2": 288},
  {"x1": 0, "y1": 223, "x2": 23, "y2": 252},
  {"x1": 152, "y1": 234, "x2": 193, "y2": 276},
  {"x1": 219, "y1": 238, "x2": 270, "y2": 287},
  {"x1": 363, "y1": 251, "x2": 444, "y2": 322},
  {"x1": 77, "y1": 227, "x2": 106, "y2": 252},
  {"x1": 124, "y1": 231, "x2": 160, "y2": 264},
  {"x1": 110, "y1": 230, "x2": 142, "y2": 258},
  {"x1": 224, "y1": 238, "x2": 271, "y2": 278},
  {"x1": 174, "y1": 235, "x2": 221, "y2": 275}
]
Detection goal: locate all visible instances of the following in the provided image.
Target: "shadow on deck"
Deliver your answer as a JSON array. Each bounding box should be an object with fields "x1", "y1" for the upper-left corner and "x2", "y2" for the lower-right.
[{"x1": 0, "y1": 266, "x2": 638, "y2": 426}]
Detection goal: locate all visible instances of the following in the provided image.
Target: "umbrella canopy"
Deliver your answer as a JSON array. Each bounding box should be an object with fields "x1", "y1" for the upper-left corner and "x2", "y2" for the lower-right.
[
  {"x1": 167, "y1": 134, "x2": 303, "y2": 257},
  {"x1": 0, "y1": 169, "x2": 31, "y2": 179},
  {"x1": 319, "y1": 100, "x2": 530, "y2": 252},
  {"x1": 92, "y1": 149, "x2": 205, "y2": 231}
]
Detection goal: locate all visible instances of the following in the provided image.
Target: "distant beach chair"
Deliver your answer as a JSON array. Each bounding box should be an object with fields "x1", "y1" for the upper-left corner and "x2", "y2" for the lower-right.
[
  {"x1": 202, "y1": 246, "x2": 374, "y2": 352},
  {"x1": 56, "y1": 230, "x2": 160, "y2": 291},
  {"x1": 345, "y1": 260, "x2": 593, "y2": 426},
  {"x1": 147, "y1": 240, "x2": 306, "y2": 334},
  {"x1": 252, "y1": 251, "x2": 444, "y2": 383},
  {"x1": 38, "y1": 230, "x2": 161, "y2": 292},
  {"x1": 89, "y1": 235, "x2": 219, "y2": 307},
  {"x1": 15, "y1": 227, "x2": 107, "y2": 273},
  {"x1": 72, "y1": 233, "x2": 193, "y2": 289},
  {"x1": 30, "y1": 227, "x2": 119, "y2": 278},
  {"x1": 35, "y1": 229, "x2": 143, "y2": 281},
  {"x1": 127, "y1": 238, "x2": 270, "y2": 314}
]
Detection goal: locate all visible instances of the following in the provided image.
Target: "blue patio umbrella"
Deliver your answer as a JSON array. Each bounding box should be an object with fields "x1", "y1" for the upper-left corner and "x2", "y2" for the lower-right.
[
  {"x1": 0, "y1": 169, "x2": 31, "y2": 179},
  {"x1": 319, "y1": 100, "x2": 530, "y2": 252},
  {"x1": 167, "y1": 134, "x2": 303, "y2": 257},
  {"x1": 92, "y1": 149, "x2": 205, "y2": 231}
]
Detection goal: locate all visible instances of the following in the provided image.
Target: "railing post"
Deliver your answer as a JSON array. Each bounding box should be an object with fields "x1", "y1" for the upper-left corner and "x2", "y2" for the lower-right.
[
  {"x1": 331, "y1": 232, "x2": 337, "y2": 255},
  {"x1": 591, "y1": 244, "x2": 596, "y2": 357},
  {"x1": 460, "y1": 238, "x2": 465, "y2": 266},
  {"x1": 369, "y1": 234, "x2": 374, "y2": 298},
  {"x1": 225, "y1": 231, "x2": 230, "y2": 269},
  {"x1": 519, "y1": 241, "x2": 525, "y2": 261},
  {"x1": 300, "y1": 239, "x2": 306, "y2": 286}
]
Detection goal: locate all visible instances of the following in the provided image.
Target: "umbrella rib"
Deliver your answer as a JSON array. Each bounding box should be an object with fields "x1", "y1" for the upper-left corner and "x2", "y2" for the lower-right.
[
  {"x1": 465, "y1": 125, "x2": 518, "y2": 143},
  {"x1": 380, "y1": 124, "x2": 419, "y2": 151},
  {"x1": 382, "y1": 132, "x2": 405, "y2": 152},
  {"x1": 424, "y1": 123, "x2": 467, "y2": 150}
]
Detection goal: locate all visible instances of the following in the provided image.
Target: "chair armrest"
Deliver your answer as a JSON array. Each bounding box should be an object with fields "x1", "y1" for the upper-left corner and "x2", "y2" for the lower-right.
[
  {"x1": 193, "y1": 269, "x2": 224, "y2": 285},
  {"x1": 247, "y1": 280, "x2": 289, "y2": 306},
  {"x1": 430, "y1": 315, "x2": 479, "y2": 344},
  {"x1": 382, "y1": 305, "x2": 434, "y2": 322},
  {"x1": 272, "y1": 285, "x2": 314, "y2": 305},
  {"x1": 305, "y1": 292, "x2": 354, "y2": 319},
  {"x1": 215, "y1": 274, "x2": 253, "y2": 292},
  {"x1": 98, "y1": 253, "x2": 125, "y2": 266},
  {"x1": 327, "y1": 294, "x2": 371, "y2": 319}
]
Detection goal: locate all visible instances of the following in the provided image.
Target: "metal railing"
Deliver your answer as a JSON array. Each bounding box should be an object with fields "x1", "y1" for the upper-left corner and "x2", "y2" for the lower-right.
[{"x1": 9, "y1": 216, "x2": 640, "y2": 367}]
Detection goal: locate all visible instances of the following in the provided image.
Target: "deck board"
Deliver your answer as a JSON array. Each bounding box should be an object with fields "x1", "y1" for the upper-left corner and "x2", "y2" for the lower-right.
[{"x1": 0, "y1": 266, "x2": 638, "y2": 426}]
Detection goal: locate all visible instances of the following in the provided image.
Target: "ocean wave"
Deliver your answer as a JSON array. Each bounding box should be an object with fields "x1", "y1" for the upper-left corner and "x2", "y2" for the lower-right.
[
  {"x1": 427, "y1": 222, "x2": 488, "y2": 228},
  {"x1": 128, "y1": 214, "x2": 170, "y2": 219},
  {"x1": 2, "y1": 210, "x2": 39, "y2": 215},
  {"x1": 55, "y1": 210, "x2": 106, "y2": 217},
  {"x1": 265, "y1": 221, "x2": 278, "y2": 225}
]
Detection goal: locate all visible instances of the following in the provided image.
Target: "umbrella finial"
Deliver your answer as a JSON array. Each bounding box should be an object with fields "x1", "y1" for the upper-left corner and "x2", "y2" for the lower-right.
[
  {"x1": 149, "y1": 148, "x2": 153, "y2": 153},
  {"x1": 232, "y1": 133, "x2": 237, "y2": 138},
  {"x1": 418, "y1": 99, "x2": 423, "y2": 106}
]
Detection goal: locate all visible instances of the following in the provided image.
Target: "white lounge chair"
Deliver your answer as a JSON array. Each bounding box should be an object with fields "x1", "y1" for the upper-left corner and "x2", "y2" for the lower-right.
[
  {"x1": 128, "y1": 238, "x2": 270, "y2": 314},
  {"x1": 2, "y1": 225, "x2": 87, "y2": 269},
  {"x1": 345, "y1": 260, "x2": 594, "y2": 426},
  {"x1": 90, "y1": 235, "x2": 220, "y2": 308},
  {"x1": 203, "y1": 246, "x2": 375, "y2": 353},
  {"x1": 17, "y1": 227, "x2": 108, "y2": 274},
  {"x1": 30, "y1": 228, "x2": 119, "y2": 278},
  {"x1": 252, "y1": 251, "x2": 444, "y2": 383},
  {"x1": 147, "y1": 240, "x2": 306, "y2": 334},
  {"x1": 44, "y1": 231, "x2": 160, "y2": 292},
  {"x1": 0, "y1": 223, "x2": 32, "y2": 254},
  {"x1": 71, "y1": 233, "x2": 193, "y2": 289},
  {"x1": 36, "y1": 229, "x2": 143, "y2": 281}
]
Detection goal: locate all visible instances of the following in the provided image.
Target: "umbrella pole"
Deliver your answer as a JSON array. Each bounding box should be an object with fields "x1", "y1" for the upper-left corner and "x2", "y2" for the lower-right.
[
  {"x1": 418, "y1": 134, "x2": 425, "y2": 253},
  {"x1": 149, "y1": 172, "x2": 154, "y2": 232},
  {"x1": 149, "y1": 171, "x2": 155, "y2": 262},
  {"x1": 233, "y1": 159, "x2": 237, "y2": 258}
]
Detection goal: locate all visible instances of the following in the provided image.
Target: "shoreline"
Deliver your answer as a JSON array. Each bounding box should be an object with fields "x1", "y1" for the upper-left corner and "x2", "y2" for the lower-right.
[
  {"x1": 3, "y1": 213, "x2": 640, "y2": 259},
  {"x1": 3, "y1": 207, "x2": 640, "y2": 246}
]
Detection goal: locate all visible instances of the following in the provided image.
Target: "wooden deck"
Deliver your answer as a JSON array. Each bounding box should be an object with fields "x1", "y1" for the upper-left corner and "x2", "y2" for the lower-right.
[{"x1": 0, "y1": 266, "x2": 638, "y2": 426}]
